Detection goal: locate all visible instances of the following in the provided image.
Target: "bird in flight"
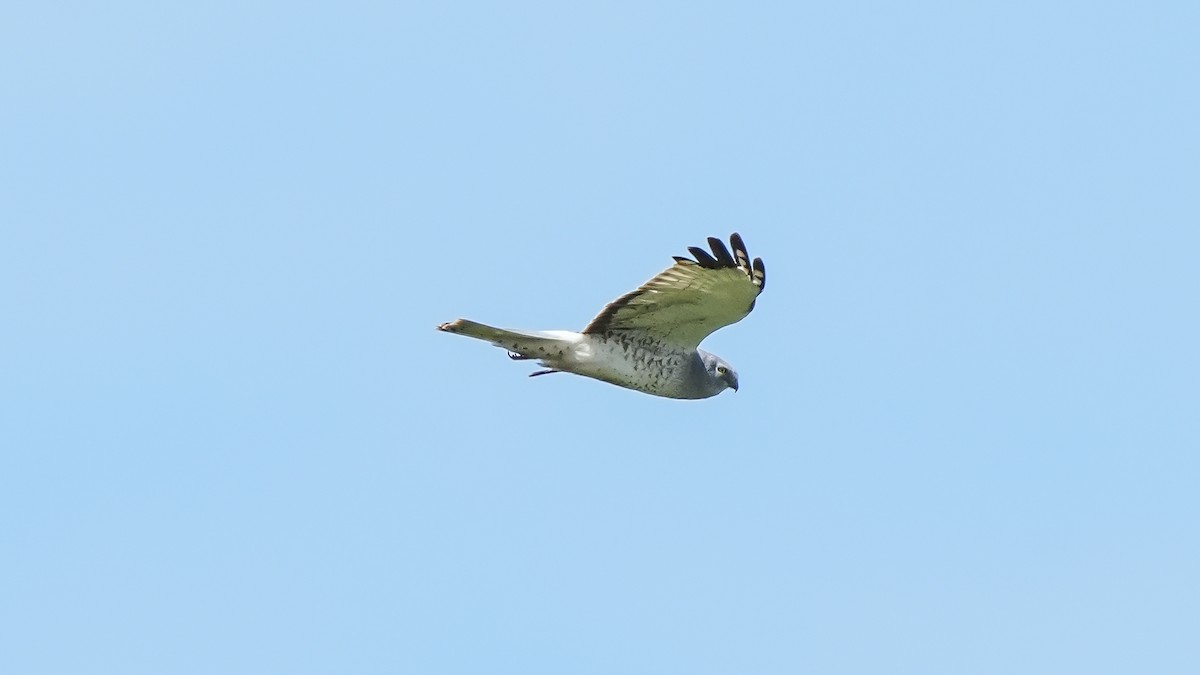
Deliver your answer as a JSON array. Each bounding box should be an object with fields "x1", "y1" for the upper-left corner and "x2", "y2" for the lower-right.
[{"x1": 438, "y1": 233, "x2": 766, "y2": 399}]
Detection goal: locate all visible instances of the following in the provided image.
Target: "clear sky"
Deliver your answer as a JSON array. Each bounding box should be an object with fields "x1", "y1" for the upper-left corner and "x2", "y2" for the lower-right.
[{"x1": 3, "y1": 1, "x2": 1198, "y2": 674}]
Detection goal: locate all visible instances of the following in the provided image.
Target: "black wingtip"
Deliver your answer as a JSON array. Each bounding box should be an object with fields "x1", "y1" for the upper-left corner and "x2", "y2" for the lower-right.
[
  {"x1": 688, "y1": 246, "x2": 721, "y2": 269},
  {"x1": 684, "y1": 233, "x2": 764, "y2": 293},
  {"x1": 707, "y1": 237, "x2": 736, "y2": 266},
  {"x1": 729, "y1": 233, "x2": 750, "y2": 269}
]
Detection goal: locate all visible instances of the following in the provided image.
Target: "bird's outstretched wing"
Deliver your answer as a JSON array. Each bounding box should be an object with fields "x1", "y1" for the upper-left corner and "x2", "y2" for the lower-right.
[{"x1": 582, "y1": 233, "x2": 766, "y2": 348}]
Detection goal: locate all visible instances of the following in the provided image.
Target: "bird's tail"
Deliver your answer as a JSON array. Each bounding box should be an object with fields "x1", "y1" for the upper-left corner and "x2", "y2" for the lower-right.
[{"x1": 437, "y1": 318, "x2": 578, "y2": 365}]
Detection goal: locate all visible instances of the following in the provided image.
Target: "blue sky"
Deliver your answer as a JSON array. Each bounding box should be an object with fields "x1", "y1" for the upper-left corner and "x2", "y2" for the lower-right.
[{"x1": 3, "y1": 1, "x2": 1198, "y2": 673}]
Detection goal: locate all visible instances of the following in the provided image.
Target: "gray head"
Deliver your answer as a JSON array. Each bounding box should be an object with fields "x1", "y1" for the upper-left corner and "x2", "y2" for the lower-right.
[{"x1": 700, "y1": 351, "x2": 739, "y2": 394}]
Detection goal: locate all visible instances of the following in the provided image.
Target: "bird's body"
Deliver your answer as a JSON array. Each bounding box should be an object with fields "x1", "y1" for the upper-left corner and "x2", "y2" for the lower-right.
[
  {"x1": 438, "y1": 319, "x2": 725, "y2": 399},
  {"x1": 438, "y1": 234, "x2": 766, "y2": 399}
]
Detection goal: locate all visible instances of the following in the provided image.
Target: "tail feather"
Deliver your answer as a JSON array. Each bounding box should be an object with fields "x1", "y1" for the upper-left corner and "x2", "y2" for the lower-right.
[{"x1": 437, "y1": 318, "x2": 575, "y2": 362}]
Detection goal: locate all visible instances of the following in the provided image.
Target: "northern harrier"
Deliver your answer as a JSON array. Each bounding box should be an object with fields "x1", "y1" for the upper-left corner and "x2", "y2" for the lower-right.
[{"x1": 438, "y1": 233, "x2": 766, "y2": 399}]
